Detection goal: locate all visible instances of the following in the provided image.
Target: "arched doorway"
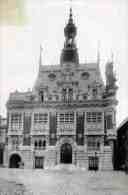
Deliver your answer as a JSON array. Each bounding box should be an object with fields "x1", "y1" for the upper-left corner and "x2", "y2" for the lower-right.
[
  {"x1": 9, "y1": 154, "x2": 21, "y2": 168},
  {"x1": 60, "y1": 143, "x2": 72, "y2": 164}
]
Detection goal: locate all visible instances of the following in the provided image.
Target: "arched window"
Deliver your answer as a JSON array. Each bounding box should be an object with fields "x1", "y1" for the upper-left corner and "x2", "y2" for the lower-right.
[
  {"x1": 62, "y1": 88, "x2": 66, "y2": 102},
  {"x1": 43, "y1": 140, "x2": 46, "y2": 149},
  {"x1": 35, "y1": 141, "x2": 38, "y2": 149},
  {"x1": 39, "y1": 91, "x2": 44, "y2": 103},
  {"x1": 39, "y1": 140, "x2": 42, "y2": 149},
  {"x1": 68, "y1": 88, "x2": 73, "y2": 101}
]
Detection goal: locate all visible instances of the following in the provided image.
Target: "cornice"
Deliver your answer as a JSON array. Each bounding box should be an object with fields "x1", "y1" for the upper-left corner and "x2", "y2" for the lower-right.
[{"x1": 7, "y1": 98, "x2": 118, "y2": 110}]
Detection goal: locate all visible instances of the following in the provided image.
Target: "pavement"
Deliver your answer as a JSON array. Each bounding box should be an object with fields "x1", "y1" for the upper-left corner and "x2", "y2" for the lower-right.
[{"x1": 0, "y1": 166, "x2": 128, "y2": 195}]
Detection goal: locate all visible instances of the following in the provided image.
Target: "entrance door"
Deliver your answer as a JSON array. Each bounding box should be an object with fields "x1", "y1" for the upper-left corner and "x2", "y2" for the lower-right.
[
  {"x1": 60, "y1": 143, "x2": 72, "y2": 164},
  {"x1": 9, "y1": 154, "x2": 21, "y2": 168},
  {"x1": 88, "y1": 156, "x2": 99, "y2": 171},
  {"x1": 35, "y1": 157, "x2": 44, "y2": 169}
]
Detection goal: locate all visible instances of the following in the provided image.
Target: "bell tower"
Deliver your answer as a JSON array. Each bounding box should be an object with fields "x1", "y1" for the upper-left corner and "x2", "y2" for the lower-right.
[{"x1": 60, "y1": 8, "x2": 79, "y2": 66}]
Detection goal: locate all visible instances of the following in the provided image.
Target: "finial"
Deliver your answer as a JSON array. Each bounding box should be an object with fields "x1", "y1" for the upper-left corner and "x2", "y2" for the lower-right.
[
  {"x1": 39, "y1": 44, "x2": 43, "y2": 67},
  {"x1": 69, "y1": 7, "x2": 73, "y2": 23},
  {"x1": 97, "y1": 40, "x2": 100, "y2": 65}
]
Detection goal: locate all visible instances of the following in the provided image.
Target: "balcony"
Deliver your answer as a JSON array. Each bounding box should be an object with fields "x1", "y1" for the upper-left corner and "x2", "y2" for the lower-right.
[{"x1": 31, "y1": 129, "x2": 48, "y2": 135}]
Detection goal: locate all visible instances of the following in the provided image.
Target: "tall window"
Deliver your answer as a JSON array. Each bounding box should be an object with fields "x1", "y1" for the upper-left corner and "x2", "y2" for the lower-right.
[
  {"x1": 59, "y1": 112, "x2": 74, "y2": 123},
  {"x1": 39, "y1": 91, "x2": 44, "y2": 102},
  {"x1": 92, "y1": 88, "x2": 98, "y2": 97},
  {"x1": 11, "y1": 113, "x2": 22, "y2": 130},
  {"x1": 68, "y1": 88, "x2": 73, "y2": 101},
  {"x1": 34, "y1": 113, "x2": 48, "y2": 124},
  {"x1": 87, "y1": 112, "x2": 102, "y2": 123},
  {"x1": 87, "y1": 136, "x2": 100, "y2": 150},
  {"x1": 34, "y1": 140, "x2": 46, "y2": 150},
  {"x1": 23, "y1": 136, "x2": 30, "y2": 146},
  {"x1": 105, "y1": 115, "x2": 113, "y2": 129},
  {"x1": 62, "y1": 88, "x2": 67, "y2": 102}
]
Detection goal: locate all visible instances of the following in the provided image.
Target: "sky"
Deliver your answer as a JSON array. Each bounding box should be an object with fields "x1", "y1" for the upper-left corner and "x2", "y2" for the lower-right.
[{"x1": 0, "y1": 0, "x2": 128, "y2": 126}]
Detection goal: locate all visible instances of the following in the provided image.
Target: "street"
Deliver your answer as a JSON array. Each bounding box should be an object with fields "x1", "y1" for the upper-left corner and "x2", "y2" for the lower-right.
[{"x1": 0, "y1": 166, "x2": 128, "y2": 195}]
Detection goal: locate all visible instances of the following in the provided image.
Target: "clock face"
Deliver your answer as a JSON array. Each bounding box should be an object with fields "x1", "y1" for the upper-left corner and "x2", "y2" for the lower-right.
[
  {"x1": 48, "y1": 73, "x2": 56, "y2": 81},
  {"x1": 81, "y1": 72, "x2": 90, "y2": 80}
]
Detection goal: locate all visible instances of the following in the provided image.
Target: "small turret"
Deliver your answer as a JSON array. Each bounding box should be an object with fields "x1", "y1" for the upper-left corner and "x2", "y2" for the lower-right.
[
  {"x1": 104, "y1": 56, "x2": 118, "y2": 97},
  {"x1": 105, "y1": 61, "x2": 116, "y2": 89}
]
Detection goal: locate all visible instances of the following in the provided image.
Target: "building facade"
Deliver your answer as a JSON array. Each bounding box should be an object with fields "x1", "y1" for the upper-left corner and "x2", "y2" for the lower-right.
[
  {"x1": 5, "y1": 9, "x2": 118, "y2": 170},
  {"x1": 0, "y1": 116, "x2": 7, "y2": 167}
]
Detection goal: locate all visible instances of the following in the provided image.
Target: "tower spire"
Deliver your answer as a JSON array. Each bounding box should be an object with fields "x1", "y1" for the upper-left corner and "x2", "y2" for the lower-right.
[{"x1": 60, "y1": 6, "x2": 79, "y2": 65}]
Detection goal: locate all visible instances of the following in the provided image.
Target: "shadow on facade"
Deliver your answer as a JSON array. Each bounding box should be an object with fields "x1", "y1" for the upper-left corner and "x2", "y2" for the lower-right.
[{"x1": 115, "y1": 119, "x2": 128, "y2": 171}]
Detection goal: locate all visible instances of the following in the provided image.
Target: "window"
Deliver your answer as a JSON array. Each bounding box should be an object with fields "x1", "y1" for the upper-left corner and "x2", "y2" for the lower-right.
[
  {"x1": 39, "y1": 91, "x2": 44, "y2": 102},
  {"x1": 11, "y1": 113, "x2": 22, "y2": 130},
  {"x1": 92, "y1": 88, "x2": 97, "y2": 97},
  {"x1": 62, "y1": 88, "x2": 67, "y2": 102},
  {"x1": 87, "y1": 136, "x2": 100, "y2": 150},
  {"x1": 48, "y1": 73, "x2": 56, "y2": 81},
  {"x1": 55, "y1": 95, "x2": 59, "y2": 101},
  {"x1": 83, "y1": 94, "x2": 87, "y2": 100},
  {"x1": 23, "y1": 136, "x2": 30, "y2": 146},
  {"x1": 34, "y1": 113, "x2": 48, "y2": 124},
  {"x1": 68, "y1": 88, "x2": 73, "y2": 101},
  {"x1": 87, "y1": 112, "x2": 102, "y2": 123},
  {"x1": 105, "y1": 115, "x2": 113, "y2": 129},
  {"x1": 81, "y1": 72, "x2": 90, "y2": 80},
  {"x1": 48, "y1": 95, "x2": 52, "y2": 101},
  {"x1": 34, "y1": 140, "x2": 46, "y2": 150},
  {"x1": 59, "y1": 112, "x2": 74, "y2": 123}
]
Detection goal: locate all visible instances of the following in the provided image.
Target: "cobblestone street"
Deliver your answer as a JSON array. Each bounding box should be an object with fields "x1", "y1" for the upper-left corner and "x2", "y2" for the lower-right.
[{"x1": 0, "y1": 167, "x2": 128, "y2": 195}]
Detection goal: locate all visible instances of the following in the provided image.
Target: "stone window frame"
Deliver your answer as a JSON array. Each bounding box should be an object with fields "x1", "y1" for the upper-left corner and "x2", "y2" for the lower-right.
[
  {"x1": 87, "y1": 112, "x2": 102, "y2": 123},
  {"x1": 34, "y1": 113, "x2": 48, "y2": 124},
  {"x1": 34, "y1": 139, "x2": 46, "y2": 150},
  {"x1": 11, "y1": 113, "x2": 22, "y2": 130},
  {"x1": 87, "y1": 136, "x2": 100, "y2": 151},
  {"x1": 59, "y1": 112, "x2": 74, "y2": 123}
]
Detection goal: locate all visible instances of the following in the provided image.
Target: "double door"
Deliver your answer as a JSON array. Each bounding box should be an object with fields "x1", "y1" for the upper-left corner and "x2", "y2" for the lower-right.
[
  {"x1": 35, "y1": 157, "x2": 44, "y2": 169},
  {"x1": 88, "y1": 156, "x2": 99, "y2": 171}
]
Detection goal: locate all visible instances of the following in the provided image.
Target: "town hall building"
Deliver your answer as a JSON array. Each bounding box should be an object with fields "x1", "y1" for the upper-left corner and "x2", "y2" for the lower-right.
[{"x1": 4, "y1": 8, "x2": 118, "y2": 170}]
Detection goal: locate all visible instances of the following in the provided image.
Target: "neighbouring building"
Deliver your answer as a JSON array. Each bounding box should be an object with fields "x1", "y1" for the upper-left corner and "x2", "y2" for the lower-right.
[
  {"x1": 0, "y1": 115, "x2": 7, "y2": 167},
  {"x1": 115, "y1": 118, "x2": 128, "y2": 171},
  {"x1": 5, "y1": 8, "x2": 118, "y2": 170}
]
